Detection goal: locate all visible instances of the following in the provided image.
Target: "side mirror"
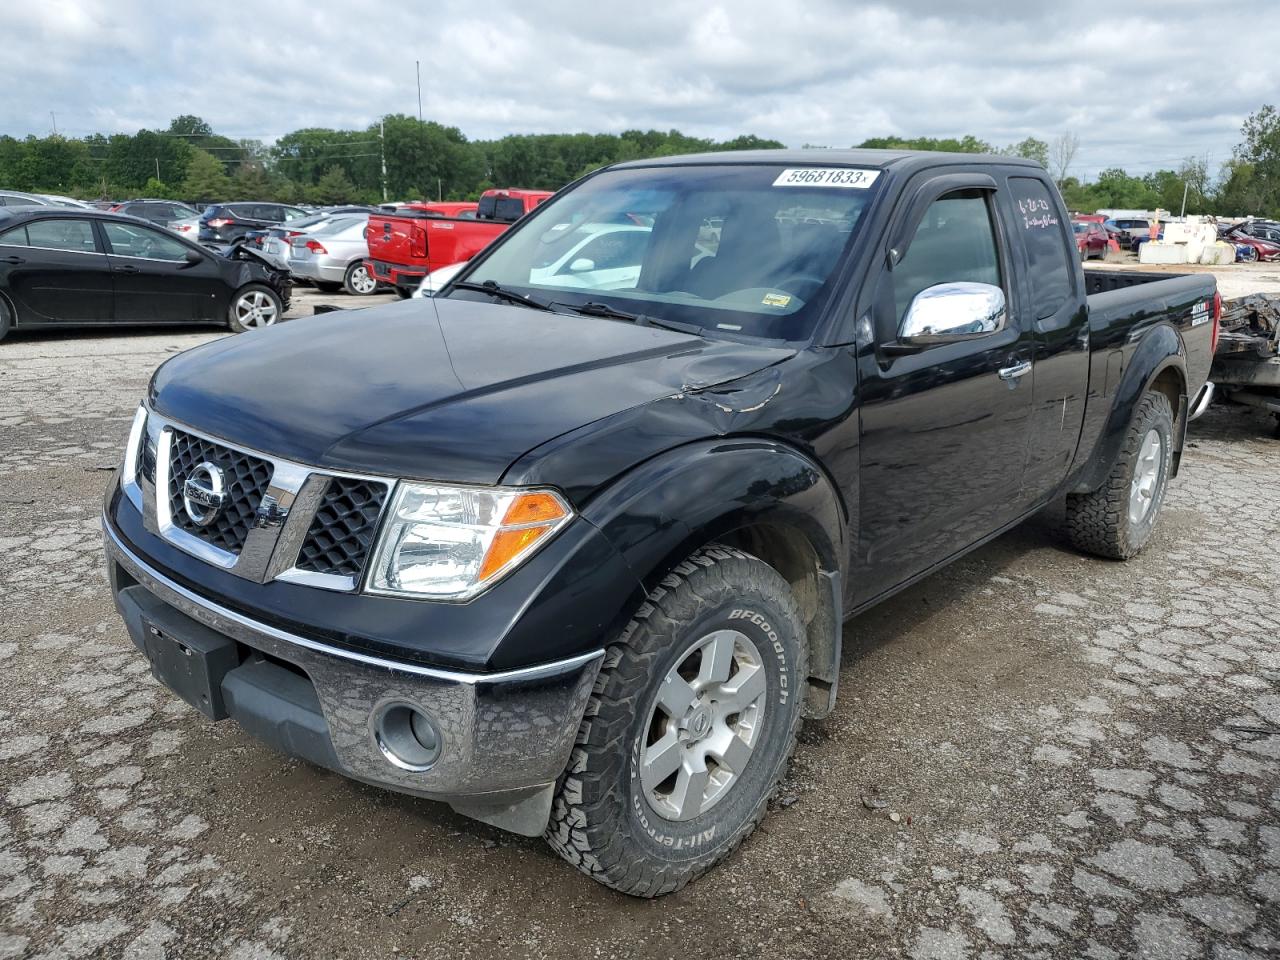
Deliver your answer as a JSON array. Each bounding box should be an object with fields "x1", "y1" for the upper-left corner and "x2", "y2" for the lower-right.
[
  {"x1": 898, "y1": 282, "x2": 1005, "y2": 346},
  {"x1": 182, "y1": 249, "x2": 204, "y2": 266},
  {"x1": 568, "y1": 257, "x2": 595, "y2": 273}
]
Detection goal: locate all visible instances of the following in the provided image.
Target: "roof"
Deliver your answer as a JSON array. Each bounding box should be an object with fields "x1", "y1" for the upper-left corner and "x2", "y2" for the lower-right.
[
  {"x1": 610, "y1": 147, "x2": 1042, "y2": 173},
  {"x1": 0, "y1": 206, "x2": 155, "y2": 226}
]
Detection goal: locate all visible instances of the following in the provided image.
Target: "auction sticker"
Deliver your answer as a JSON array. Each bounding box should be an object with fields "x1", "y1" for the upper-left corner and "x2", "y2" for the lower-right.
[{"x1": 773, "y1": 167, "x2": 879, "y2": 188}]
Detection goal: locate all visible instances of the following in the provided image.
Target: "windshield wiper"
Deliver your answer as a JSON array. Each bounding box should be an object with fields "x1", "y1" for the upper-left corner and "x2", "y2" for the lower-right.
[
  {"x1": 452, "y1": 280, "x2": 552, "y2": 312},
  {"x1": 553, "y1": 301, "x2": 703, "y2": 336}
]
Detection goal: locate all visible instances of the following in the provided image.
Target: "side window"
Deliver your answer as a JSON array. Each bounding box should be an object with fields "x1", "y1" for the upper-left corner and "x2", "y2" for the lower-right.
[
  {"x1": 892, "y1": 190, "x2": 1001, "y2": 323},
  {"x1": 0, "y1": 225, "x2": 28, "y2": 245},
  {"x1": 26, "y1": 219, "x2": 97, "y2": 253},
  {"x1": 1010, "y1": 177, "x2": 1072, "y2": 319},
  {"x1": 101, "y1": 221, "x2": 190, "y2": 261}
]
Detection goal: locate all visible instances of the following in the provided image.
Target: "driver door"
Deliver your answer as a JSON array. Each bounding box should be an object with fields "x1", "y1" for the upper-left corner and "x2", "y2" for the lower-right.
[
  {"x1": 853, "y1": 180, "x2": 1036, "y2": 602},
  {"x1": 100, "y1": 221, "x2": 225, "y2": 323}
]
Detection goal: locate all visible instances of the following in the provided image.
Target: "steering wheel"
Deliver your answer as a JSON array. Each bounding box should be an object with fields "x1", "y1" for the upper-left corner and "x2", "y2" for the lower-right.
[
  {"x1": 135, "y1": 236, "x2": 157, "y2": 258},
  {"x1": 773, "y1": 272, "x2": 826, "y2": 299}
]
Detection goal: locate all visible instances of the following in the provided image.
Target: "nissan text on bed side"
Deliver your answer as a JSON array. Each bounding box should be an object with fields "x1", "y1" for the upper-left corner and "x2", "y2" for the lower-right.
[{"x1": 103, "y1": 150, "x2": 1217, "y2": 896}]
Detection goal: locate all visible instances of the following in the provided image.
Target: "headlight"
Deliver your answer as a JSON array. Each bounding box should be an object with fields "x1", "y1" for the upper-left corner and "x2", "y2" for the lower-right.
[{"x1": 367, "y1": 483, "x2": 572, "y2": 600}]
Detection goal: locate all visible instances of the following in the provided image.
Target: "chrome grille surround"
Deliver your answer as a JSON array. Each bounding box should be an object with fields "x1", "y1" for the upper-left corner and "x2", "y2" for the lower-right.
[{"x1": 122, "y1": 409, "x2": 394, "y2": 591}]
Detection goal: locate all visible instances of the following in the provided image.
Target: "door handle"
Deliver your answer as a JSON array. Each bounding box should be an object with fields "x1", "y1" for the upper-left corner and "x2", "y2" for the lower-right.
[
  {"x1": 0, "y1": 255, "x2": 24, "y2": 264},
  {"x1": 113, "y1": 265, "x2": 140, "y2": 274},
  {"x1": 998, "y1": 359, "x2": 1033, "y2": 381}
]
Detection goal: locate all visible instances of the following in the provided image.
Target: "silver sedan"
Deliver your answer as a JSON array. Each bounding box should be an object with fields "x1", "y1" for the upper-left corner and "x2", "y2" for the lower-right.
[{"x1": 285, "y1": 217, "x2": 379, "y2": 295}]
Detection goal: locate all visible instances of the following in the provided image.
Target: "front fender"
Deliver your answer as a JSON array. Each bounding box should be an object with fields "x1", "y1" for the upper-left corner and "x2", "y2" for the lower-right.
[
  {"x1": 581, "y1": 438, "x2": 847, "y2": 718},
  {"x1": 1071, "y1": 323, "x2": 1186, "y2": 494}
]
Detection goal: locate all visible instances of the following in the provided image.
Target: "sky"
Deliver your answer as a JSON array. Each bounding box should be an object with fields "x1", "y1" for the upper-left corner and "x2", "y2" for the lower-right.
[{"x1": 5, "y1": 0, "x2": 1276, "y2": 181}]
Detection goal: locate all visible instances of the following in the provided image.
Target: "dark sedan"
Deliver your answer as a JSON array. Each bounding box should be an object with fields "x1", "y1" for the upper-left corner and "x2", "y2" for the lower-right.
[
  {"x1": 0, "y1": 208, "x2": 291, "y2": 342},
  {"x1": 110, "y1": 199, "x2": 202, "y2": 228}
]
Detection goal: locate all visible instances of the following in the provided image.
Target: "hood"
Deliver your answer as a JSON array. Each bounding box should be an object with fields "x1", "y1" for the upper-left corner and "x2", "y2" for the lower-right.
[{"x1": 149, "y1": 297, "x2": 794, "y2": 485}]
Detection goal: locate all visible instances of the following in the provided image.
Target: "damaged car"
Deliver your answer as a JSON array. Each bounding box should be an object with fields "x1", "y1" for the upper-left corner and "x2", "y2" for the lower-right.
[{"x1": 0, "y1": 208, "x2": 291, "y2": 341}]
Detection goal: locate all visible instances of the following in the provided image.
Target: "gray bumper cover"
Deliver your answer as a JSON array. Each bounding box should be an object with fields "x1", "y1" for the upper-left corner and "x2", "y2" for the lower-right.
[{"x1": 103, "y1": 517, "x2": 603, "y2": 835}]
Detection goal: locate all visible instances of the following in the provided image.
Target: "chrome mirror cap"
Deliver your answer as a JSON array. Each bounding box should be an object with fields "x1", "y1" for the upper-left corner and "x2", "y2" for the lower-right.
[{"x1": 900, "y1": 282, "x2": 1006, "y2": 345}]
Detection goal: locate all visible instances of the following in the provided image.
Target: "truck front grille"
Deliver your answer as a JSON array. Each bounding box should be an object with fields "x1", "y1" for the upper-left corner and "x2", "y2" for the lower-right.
[
  {"x1": 167, "y1": 429, "x2": 273, "y2": 554},
  {"x1": 294, "y1": 478, "x2": 389, "y2": 578}
]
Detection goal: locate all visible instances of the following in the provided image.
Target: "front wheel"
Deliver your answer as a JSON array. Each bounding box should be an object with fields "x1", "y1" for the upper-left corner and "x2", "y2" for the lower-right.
[
  {"x1": 227, "y1": 284, "x2": 283, "y2": 332},
  {"x1": 343, "y1": 261, "x2": 378, "y2": 296},
  {"x1": 545, "y1": 544, "x2": 807, "y2": 897},
  {"x1": 0, "y1": 295, "x2": 12, "y2": 342},
  {"x1": 1064, "y1": 390, "x2": 1174, "y2": 559}
]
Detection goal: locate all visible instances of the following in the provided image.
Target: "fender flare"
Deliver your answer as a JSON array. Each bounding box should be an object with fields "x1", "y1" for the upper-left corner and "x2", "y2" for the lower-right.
[
  {"x1": 581, "y1": 438, "x2": 847, "y2": 718},
  {"x1": 1072, "y1": 324, "x2": 1187, "y2": 494}
]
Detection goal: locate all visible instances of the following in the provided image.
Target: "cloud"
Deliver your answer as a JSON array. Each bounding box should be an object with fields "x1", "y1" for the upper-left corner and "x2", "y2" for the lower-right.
[{"x1": 4, "y1": 0, "x2": 1274, "y2": 179}]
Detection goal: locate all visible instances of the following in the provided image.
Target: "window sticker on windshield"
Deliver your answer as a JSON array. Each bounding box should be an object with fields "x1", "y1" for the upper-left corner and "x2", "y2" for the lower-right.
[
  {"x1": 773, "y1": 168, "x2": 879, "y2": 189},
  {"x1": 762, "y1": 292, "x2": 792, "y2": 307}
]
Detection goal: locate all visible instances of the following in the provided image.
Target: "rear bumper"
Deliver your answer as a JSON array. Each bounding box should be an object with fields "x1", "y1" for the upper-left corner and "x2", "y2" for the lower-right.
[
  {"x1": 1188, "y1": 381, "x2": 1215, "y2": 421},
  {"x1": 287, "y1": 257, "x2": 345, "y2": 283},
  {"x1": 368, "y1": 259, "x2": 425, "y2": 288},
  {"x1": 103, "y1": 514, "x2": 602, "y2": 835}
]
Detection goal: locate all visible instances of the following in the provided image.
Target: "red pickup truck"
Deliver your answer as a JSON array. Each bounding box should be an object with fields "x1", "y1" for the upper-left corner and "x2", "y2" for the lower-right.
[{"x1": 366, "y1": 189, "x2": 552, "y2": 297}]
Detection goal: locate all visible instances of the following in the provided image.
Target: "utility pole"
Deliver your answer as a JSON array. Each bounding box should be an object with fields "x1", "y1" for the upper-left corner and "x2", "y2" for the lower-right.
[
  {"x1": 1180, "y1": 180, "x2": 1190, "y2": 219},
  {"x1": 416, "y1": 61, "x2": 423, "y2": 123},
  {"x1": 155, "y1": 157, "x2": 161, "y2": 182},
  {"x1": 380, "y1": 119, "x2": 389, "y2": 202},
  {"x1": 50, "y1": 111, "x2": 57, "y2": 136}
]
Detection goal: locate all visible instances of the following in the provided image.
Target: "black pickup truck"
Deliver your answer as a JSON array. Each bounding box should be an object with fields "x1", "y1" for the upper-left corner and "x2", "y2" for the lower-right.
[{"x1": 102, "y1": 149, "x2": 1216, "y2": 896}]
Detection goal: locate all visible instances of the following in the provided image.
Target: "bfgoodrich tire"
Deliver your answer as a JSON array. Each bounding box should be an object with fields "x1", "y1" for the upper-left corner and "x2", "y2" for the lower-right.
[
  {"x1": 545, "y1": 544, "x2": 807, "y2": 897},
  {"x1": 1064, "y1": 390, "x2": 1174, "y2": 559}
]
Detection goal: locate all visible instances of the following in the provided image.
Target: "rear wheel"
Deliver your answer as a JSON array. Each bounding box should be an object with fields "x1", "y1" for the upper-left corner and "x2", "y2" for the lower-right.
[
  {"x1": 343, "y1": 261, "x2": 378, "y2": 296},
  {"x1": 545, "y1": 544, "x2": 807, "y2": 897},
  {"x1": 0, "y1": 295, "x2": 11, "y2": 342},
  {"x1": 227, "y1": 284, "x2": 283, "y2": 333},
  {"x1": 394, "y1": 286, "x2": 414, "y2": 300},
  {"x1": 1064, "y1": 390, "x2": 1174, "y2": 559}
]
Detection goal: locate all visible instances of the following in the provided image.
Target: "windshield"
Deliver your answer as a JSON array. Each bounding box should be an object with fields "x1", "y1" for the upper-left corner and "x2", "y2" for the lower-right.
[
  {"x1": 451, "y1": 164, "x2": 880, "y2": 341},
  {"x1": 1072, "y1": 222, "x2": 1088, "y2": 233}
]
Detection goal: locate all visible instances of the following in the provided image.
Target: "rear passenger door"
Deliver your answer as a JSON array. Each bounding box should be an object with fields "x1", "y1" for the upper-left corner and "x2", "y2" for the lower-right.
[
  {"x1": 0, "y1": 218, "x2": 114, "y2": 322},
  {"x1": 1004, "y1": 176, "x2": 1091, "y2": 500},
  {"x1": 854, "y1": 174, "x2": 1037, "y2": 601}
]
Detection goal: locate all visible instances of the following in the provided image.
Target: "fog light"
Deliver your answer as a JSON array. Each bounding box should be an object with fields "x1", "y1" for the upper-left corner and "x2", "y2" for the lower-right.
[{"x1": 374, "y1": 702, "x2": 441, "y2": 771}]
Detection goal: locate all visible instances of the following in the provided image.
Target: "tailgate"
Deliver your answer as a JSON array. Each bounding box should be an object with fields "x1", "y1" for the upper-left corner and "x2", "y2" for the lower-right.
[{"x1": 366, "y1": 214, "x2": 422, "y2": 266}]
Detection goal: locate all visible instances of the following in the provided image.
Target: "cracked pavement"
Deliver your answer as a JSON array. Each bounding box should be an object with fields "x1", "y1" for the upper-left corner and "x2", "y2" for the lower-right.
[{"x1": 1, "y1": 310, "x2": 1278, "y2": 959}]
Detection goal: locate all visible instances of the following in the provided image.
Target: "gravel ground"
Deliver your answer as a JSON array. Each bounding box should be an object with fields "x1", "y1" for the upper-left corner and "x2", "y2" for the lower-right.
[{"x1": 1, "y1": 296, "x2": 1278, "y2": 959}]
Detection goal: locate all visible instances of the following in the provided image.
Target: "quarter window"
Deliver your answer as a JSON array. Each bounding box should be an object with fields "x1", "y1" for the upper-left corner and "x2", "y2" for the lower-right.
[
  {"x1": 25, "y1": 219, "x2": 96, "y2": 253},
  {"x1": 1010, "y1": 177, "x2": 1072, "y2": 319},
  {"x1": 0, "y1": 225, "x2": 27, "y2": 245},
  {"x1": 892, "y1": 190, "x2": 1001, "y2": 323}
]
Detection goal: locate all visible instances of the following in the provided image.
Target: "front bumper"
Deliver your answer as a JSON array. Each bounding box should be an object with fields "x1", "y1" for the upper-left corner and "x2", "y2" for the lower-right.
[{"x1": 103, "y1": 515, "x2": 603, "y2": 835}]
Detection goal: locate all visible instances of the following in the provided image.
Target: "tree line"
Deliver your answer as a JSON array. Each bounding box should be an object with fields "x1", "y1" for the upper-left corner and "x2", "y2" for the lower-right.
[{"x1": 1, "y1": 107, "x2": 1277, "y2": 218}]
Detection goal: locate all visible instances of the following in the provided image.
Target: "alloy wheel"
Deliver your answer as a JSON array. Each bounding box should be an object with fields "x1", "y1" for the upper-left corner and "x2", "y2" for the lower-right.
[
  {"x1": 349, "y1": 265, "x2": 377, "y2": 295},
  {"x1": 639, "y1": 628, "x2": 767, "y2": 821},
  {"x1": 1128, "y1": 427, "x2": 1163, "y2": 525},
  {"x1": 234, "y1": 290, "x2": 279, "y2": 329}
]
